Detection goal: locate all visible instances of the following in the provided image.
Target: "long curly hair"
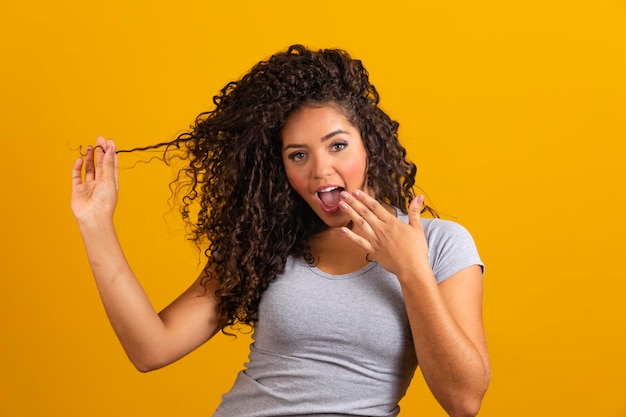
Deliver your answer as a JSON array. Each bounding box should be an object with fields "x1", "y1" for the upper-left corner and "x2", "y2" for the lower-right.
[{"x1": 122, "y1": 44, "x2": 422, "y2": 332}]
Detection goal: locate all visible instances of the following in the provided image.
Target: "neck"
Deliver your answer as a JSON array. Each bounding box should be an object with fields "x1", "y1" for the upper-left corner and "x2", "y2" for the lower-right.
[
  {"x1": 306, "y1": 203, "x2": 396, "y2": 274},
  {"x1": 308, "y1": 228, "x2": 370, "y2": 275}
]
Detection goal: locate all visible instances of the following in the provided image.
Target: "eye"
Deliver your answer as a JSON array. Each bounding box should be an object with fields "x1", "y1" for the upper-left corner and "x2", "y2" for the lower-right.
[
  {"x1": 330, "y1": 142, "x2": 347, "y2": 152},
  {"x1": 288, "y1": 150, "x2": 307, "y2": 162}
]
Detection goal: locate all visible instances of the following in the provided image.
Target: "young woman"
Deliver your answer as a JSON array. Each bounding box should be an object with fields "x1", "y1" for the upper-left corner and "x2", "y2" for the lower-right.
[{"x1": 71, "y1": 45, "x2": 490, "y2": 417}]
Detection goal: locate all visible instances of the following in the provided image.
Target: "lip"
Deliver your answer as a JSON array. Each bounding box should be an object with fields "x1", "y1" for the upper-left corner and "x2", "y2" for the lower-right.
[
  {"x1": 315, "y1": 184, "x2": 342, "y2": 194},
  {"x1": 314, "y1": 184, "x2": 345, "y2": 214}
]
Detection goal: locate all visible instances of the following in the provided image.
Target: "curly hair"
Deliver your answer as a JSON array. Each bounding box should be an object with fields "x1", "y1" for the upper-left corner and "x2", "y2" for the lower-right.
[{"x1": 122, "y1": 44, "x2": 421, "y2": 332}]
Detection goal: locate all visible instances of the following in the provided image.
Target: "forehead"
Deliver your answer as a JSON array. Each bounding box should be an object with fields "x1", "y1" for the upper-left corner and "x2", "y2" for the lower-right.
[{"x1": 281, "y1": 104, "x2": 356, "y2": 142}]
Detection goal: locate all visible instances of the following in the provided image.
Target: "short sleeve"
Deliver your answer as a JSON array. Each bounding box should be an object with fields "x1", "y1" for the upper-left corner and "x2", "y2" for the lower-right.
[{"x1": 422, "y1": 218, "x2": 484, "y2": 284}]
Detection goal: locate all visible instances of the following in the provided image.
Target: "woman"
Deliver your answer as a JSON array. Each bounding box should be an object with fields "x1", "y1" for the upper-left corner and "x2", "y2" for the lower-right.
[{"x1": 71, "y1": 44, "x2": 490, "y2": 416}]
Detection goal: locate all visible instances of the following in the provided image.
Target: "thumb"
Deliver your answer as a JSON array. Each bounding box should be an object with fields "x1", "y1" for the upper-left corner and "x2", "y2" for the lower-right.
[{"x1": 408, "y1": 195, "x2": 425, "y2": 226}]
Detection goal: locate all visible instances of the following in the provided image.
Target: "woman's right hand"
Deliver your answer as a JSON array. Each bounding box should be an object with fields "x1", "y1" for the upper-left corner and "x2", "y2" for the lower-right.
[
  {"x1": 71, "y1": 136, "x2": 118, "y2": 223},
  {"x1": 70, "y1": 136, "x2": 222, "y2": 371}
]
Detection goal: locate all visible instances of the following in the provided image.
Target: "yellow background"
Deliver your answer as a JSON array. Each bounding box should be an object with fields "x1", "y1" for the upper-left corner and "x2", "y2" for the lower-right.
[{"x1": 1, "y1": 0, "x2": 625, "y2": 416}]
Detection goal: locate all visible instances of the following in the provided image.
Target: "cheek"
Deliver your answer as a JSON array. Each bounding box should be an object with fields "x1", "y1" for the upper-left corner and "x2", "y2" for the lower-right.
[
  {"x1": 344, "y1": 156, "x2": 368, "y2": 183},
  {"x1": 282, "y1": 161, "x2": 299, "y2": 190},
  {"x1": 285, "y1": 172, "x2": 306, "y2": 195}
]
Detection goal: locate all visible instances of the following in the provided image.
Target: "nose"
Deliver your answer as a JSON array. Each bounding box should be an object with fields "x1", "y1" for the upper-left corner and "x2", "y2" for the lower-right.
[{"x1": 311, "y1": 152, "x2": 333, "y2": 179}]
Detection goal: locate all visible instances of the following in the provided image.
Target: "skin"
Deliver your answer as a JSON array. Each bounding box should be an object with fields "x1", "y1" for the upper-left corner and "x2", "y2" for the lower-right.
[
  {"x1": 71, "y1": 137, "x2": 221, "y2": 371},
  {"x1": 283, "y1": 105, "x2": 491, "y2": 415},
  {"x1": 281, "y1": 104, "x2": 370, "y2": 229},
  {"x1": 71, "y1": 105, "x2": 490, "y2": 416},
  {"x1": 339, "y1": 191, "x2": 490, "y2": 416},
  {"x1": 281, "y1": 104, "x2": 382, "y2": 274}
]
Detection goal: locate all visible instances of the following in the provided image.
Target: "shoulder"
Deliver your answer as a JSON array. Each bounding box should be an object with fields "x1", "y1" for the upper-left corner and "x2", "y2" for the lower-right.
[
  {"x1": 421, "y1": 218, "x2": 484, "y2": 284},
  {"x1": 421, "y1": 218, "x2": 475, "y2": 245},
  {"x1": 397, "y1": 211, "x2": 475, "y2": 243}
]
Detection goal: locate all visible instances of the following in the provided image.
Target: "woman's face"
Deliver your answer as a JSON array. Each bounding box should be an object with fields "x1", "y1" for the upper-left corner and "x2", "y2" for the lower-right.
[{"x1": 281, "y1": 104, "x2": 369, "y2": 228}]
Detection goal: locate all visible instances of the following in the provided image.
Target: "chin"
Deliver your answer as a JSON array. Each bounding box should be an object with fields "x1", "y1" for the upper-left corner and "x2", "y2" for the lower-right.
[{"x1": 317, "y1": 211, "x2": 351, "y2": 229}]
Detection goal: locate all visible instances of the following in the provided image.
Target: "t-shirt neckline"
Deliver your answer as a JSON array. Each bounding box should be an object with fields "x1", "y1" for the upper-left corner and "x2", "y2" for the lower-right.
[{"x1": 303, "y1": 258, "x2": 380, "y2": 280}]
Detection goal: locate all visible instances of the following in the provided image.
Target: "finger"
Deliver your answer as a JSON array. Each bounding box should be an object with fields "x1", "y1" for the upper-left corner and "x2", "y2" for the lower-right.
[
  {"x1": 103, "y1": 139, "x2": 119, "y2": 190},
  {"x1": 408, "y1": 195, "x2": 425, "y2": 227},
  {"x1": 339, "y1": 191, "x2": 379, "y2": 232},
  {"x1": 94, "y1": 136, "x2": 106, "y2": 180},
  {"x1": 71, "y1": 157, "x2": 84, "y2": 188},
  {"x1": 339, "y1": 225, "x2": 373, "y2": 253},
  {"x1": 84, "y1": 145, "x2": 95, "y2": 181},
  {"x1": 340, "y1": 190, "x2": 391, "y2": 235},
  {"x1": 349, "y1": 190, "x2": 393, "y2": 222}
]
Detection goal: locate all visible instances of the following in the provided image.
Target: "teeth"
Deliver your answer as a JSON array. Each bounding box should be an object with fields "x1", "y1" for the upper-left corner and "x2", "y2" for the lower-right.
[{"x1": 318, "y1": 186, "x2": 338, "y2": 193}]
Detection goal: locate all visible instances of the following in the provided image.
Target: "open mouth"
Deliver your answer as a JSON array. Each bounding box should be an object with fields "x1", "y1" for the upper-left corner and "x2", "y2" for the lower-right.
[{"x1": 317, "y1": 186, "x2": 345, "y2": 208}]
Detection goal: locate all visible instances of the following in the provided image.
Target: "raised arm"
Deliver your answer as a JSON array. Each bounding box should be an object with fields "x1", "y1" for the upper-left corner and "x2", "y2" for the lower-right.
[
  {"x1": 337, "y1": 191, "x2": 490, "y2": 417},
  {"x1": 71, "y1": 137, "x2": 222, "y2": 372}
]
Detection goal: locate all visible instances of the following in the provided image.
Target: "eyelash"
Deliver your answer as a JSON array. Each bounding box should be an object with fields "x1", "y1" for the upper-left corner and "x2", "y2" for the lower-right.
[
  {"x1": 331, "y1": 142, "x2": 347, "y2": 151},
  {"x1": 288, "y1": 151, "x2": 306, "y2": 161},
  {"x1": 287, "y1": 141, "x2": 348, "y2": 162}
]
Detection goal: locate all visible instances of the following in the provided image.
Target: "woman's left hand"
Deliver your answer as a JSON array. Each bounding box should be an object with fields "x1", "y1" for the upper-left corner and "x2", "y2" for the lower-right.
[
  {"x1": 341, "y1": 191, "x2": 490, "y2": 414},
  {"x1": 338, "y1": 190, "x2": 430, "y2": 278}
]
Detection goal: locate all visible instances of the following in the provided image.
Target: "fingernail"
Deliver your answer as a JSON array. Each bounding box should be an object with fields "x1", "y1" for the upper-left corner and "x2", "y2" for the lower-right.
[
  {"x1": 340, "y1": 191, "x2": 350, "y2": 199},
  {"x1": 339, "y1": 201, "x2": 348, "y2": 209}
]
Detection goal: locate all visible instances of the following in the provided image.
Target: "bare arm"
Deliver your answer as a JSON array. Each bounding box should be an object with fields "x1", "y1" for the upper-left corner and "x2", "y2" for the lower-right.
[
  {"x1": 337, "y1": 191, "x2": 490, "y2": 417},
  {"x1": 398, "y1": 264, "x2": 490, "y2": 417},
  {"x1": 71, "y1": 137, "x2": 221, "y2": 372}
]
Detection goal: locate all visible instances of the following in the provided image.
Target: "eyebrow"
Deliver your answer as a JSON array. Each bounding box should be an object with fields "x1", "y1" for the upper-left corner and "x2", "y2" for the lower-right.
[{"x1": 282, "y1": 129, "x2": 349, "y2": 151}]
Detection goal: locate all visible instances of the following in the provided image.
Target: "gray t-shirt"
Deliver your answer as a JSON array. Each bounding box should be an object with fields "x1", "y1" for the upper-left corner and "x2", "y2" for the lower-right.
[{"x1": 213, "y1": 217, "x2": 483, "y2": 417}]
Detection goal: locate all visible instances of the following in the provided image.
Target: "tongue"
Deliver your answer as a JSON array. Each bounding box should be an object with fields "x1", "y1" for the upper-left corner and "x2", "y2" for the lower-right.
[{"x1": 319, "y1": 189, "x2": 342, "y2": 207}]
